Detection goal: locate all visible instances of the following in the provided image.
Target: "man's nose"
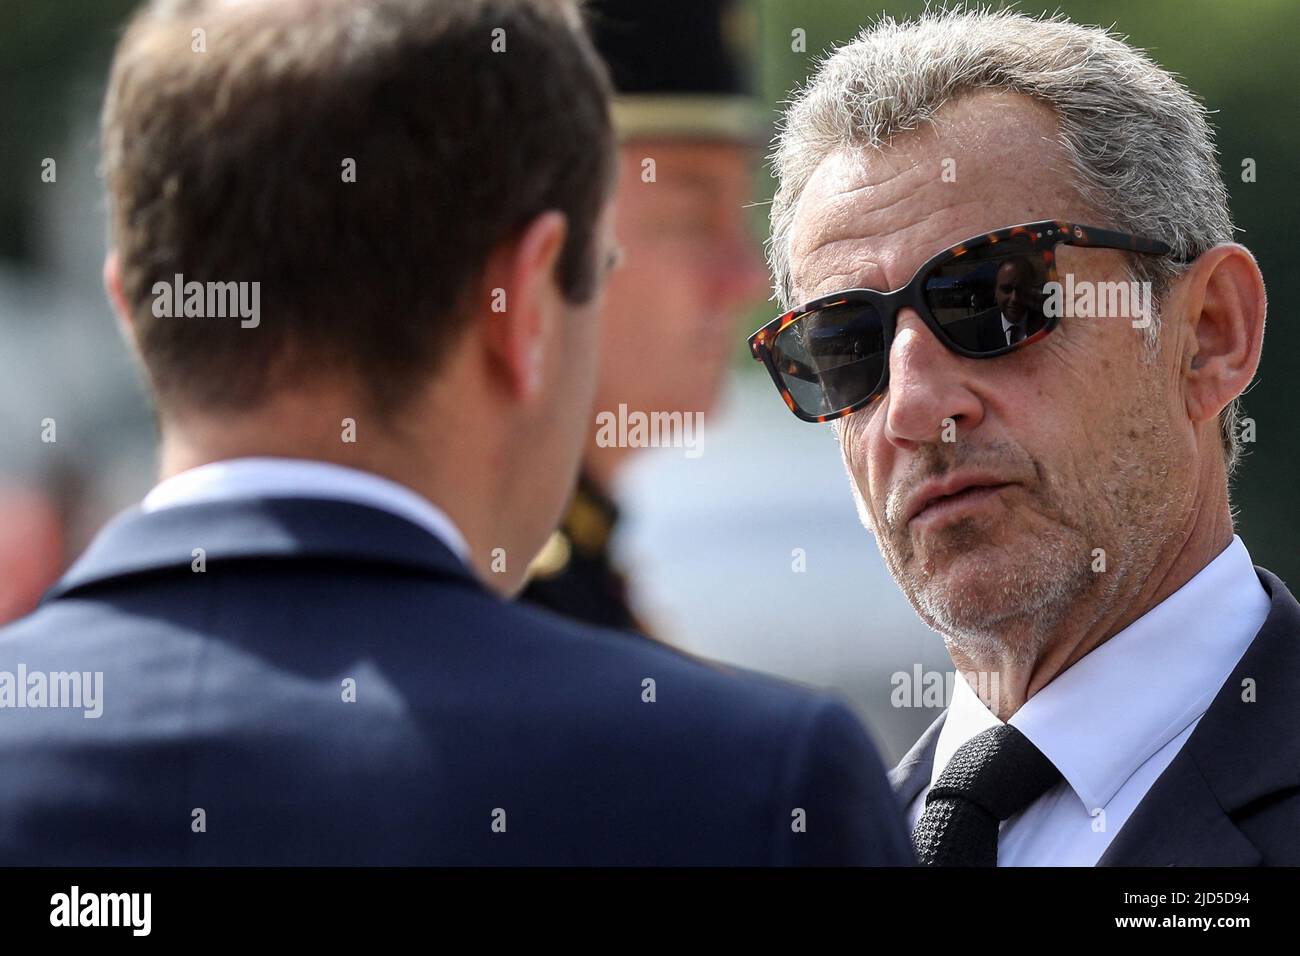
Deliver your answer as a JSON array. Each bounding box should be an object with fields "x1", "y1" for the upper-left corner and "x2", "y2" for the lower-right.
[{"x1": 884, "y1": 308, "x2": 985, "y2": 447}]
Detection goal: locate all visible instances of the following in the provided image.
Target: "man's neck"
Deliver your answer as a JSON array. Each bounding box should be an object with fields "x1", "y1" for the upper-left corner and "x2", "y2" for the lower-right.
[
  {"x1": 950, "y1": 493, "x2": 1236, "y2": 721},
  {"x1": 156, "y1": 394, "x2": 511, "y2": 593}
]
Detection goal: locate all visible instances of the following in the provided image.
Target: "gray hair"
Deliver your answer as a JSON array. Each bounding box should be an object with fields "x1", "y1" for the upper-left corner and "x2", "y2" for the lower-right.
[{"x1": 769, "y1": 7, "x2": 1243, "y2": 474}]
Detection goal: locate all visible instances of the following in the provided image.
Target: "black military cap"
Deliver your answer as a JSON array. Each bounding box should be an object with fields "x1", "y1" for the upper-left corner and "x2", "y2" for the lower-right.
[{"x1": 587, "y1": 0, "x2": 761, "y2": 142}]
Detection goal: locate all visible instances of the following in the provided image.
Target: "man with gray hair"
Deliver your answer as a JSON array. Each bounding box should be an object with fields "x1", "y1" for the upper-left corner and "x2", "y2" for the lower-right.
[{"x1": 750, "y1": 8, "x2": 1296, "y2": 865}]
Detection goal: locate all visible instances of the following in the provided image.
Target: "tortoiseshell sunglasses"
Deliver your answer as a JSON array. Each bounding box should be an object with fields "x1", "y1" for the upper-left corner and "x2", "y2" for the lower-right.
[{"x1": 748, "y1": 220, "x2": 1191, "y2": 423}]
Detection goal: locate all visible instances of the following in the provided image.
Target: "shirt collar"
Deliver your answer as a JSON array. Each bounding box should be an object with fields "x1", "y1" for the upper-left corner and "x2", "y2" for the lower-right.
[
  {"x1": 142, "y1": 457, "x2": 471, "y2": 566},
  {"x1": 930, "y1": 535, "x2": 1270, "y2": 813}
]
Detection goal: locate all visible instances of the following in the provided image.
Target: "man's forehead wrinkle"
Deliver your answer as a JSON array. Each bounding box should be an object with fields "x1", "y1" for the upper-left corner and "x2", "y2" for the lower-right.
[
  {"x1": 793, "y1": 182, "x2": 1066, "y2": 304},
  {"x1": 795, "y1": 173, "x2": 975, "y2": 270},
  {"x1": 793, "y1": 184, "x2": 989, "y2": 301},
  {"x1": 796, "y1": 211, "x2": 920, "y2": 292},
  {"x1": 790, "y1": 155, "x2": 932, "y2": 262},
  {"x1": 800, "y1": 267, "x2": 871, "y2": 301},
  {"x1": 792, "y1": 208, "x2": 897, "y2": 301},
  {"x1": 787, "y1": 94, "x2": 1074, "y2": 304}
]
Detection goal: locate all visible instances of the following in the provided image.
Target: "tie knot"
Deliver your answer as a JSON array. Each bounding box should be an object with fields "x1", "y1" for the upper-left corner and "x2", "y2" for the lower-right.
[{"x1": 927, "y1": 724, "x2": 1061, "y2": 822}]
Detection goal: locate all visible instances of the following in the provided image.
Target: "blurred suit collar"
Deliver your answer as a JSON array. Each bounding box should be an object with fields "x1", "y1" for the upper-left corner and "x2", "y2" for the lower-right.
[
  {"x1": 44, "y1": 495, "x2": 479, "y2": 604},
  {"x1": 890, "y1": 710, "x2": 945, "y2": 804}
]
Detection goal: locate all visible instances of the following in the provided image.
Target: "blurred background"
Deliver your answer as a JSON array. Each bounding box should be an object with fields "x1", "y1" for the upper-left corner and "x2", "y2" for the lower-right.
[{"x1": 2, "y1": 0, "x2": 1296, "y2": 762}]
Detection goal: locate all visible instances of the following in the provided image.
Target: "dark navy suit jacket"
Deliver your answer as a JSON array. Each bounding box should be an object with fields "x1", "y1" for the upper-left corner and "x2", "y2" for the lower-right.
[
  {"x1": 0, "y1": 497, "x2": 912, "y2": 865},
  {"x1": 890, "y1": 568, "x2": 1300, "y2": 865}
]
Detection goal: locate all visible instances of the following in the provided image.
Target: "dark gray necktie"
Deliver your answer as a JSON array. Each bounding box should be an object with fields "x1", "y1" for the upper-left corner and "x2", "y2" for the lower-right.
[
  {"x1": 912, "y1": 724, "x2": 1061, "y2": 866},
  {"x1": 1006, "y1": 322, "x2": 1026, "y2": 345}
]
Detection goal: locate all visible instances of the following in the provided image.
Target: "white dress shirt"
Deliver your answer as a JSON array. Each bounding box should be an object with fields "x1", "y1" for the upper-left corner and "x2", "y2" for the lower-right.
[
  {"x1": 142, "y1": 456, "x2": 471, "y2": 567},
  {"x1": 907, "y1": 535, "x2": 1270, "y2": 866}
]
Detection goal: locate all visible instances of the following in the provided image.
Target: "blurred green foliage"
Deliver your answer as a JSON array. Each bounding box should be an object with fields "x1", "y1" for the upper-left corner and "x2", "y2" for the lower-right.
[{"x1": 0, "y1": 0, "x2": 137, "y2": 259}]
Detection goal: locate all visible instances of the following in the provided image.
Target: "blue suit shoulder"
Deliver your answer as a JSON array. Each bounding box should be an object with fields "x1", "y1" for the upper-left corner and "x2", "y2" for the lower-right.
[
  {"x1": 0, "y1": 499, "x2": 912, "y2": 865},
  {"x1": 449, "y1": 595, "x2": 914, "y2": 865}
]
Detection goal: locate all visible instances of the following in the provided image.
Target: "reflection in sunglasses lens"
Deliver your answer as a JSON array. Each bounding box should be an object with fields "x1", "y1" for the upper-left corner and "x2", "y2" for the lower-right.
[
  {"x1": 924, "y1": 244, "x2": 1052, "y2": 352},
  {"x1": 773, "y1": 302, "x2": 887, "y2": 417}
]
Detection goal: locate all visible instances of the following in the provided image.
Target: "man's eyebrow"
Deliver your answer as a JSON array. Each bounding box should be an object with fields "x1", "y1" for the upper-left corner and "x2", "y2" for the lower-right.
[
  {"x1": 794, "y1": 234, "x2": 892, "y2": 296},
  {"x1": 794, "y1": 261, "x2": 888, "y2": 302}
]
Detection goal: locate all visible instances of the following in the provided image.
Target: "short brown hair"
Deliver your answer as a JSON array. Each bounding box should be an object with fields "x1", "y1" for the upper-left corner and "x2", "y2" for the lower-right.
[{"x1": 103, "y1": 0, "x2": 616, "y2": 414}]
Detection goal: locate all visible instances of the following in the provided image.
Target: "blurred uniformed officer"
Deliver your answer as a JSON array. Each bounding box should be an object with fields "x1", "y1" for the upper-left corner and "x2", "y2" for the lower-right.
[{"x1": 522, "y1": 0, "x2": 768, "y2": 634}]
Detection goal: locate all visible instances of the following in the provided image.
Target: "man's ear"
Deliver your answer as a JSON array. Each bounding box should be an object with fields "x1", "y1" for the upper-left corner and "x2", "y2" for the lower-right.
[
  {"x1": 1176, "y1": 243, "x2": 1266, "y2": 434},
  {"x1": 479, "y1": 211, "x2": 568, "y2": 402},
  {"x1": 103, "y1": 252, "x2": 136, "y2": 344}
]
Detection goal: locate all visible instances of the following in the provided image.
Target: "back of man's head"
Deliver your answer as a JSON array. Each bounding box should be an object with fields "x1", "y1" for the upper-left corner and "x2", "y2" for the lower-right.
[
  {"x1": 102, "y1": 0, "x2": 616, "y2": 418},
  {"x1": 100, "y1": 0, "x2": 620, "y2": 593}
]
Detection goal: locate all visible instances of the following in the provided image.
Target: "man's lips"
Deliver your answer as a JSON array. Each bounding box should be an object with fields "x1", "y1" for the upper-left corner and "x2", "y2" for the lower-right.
[{"x1": 903, "y1": 474, "x2": 1017, "y2": 526}]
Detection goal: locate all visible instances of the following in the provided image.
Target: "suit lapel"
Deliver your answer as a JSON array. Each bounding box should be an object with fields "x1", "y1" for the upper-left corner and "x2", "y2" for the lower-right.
[
  {"x1": 1100, "y1": 567, "x2": 1300, "y2": 866},
  {"x1": 890, "y1": 711, "x2": 947, "y2": 808},
  {"x1": 1097, "y1": 750, "x2": 1261, "y2": 865}
]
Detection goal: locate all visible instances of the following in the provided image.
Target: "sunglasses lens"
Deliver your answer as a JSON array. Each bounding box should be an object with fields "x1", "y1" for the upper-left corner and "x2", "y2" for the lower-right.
[
  {"x1": 922, "y1": 242, "x2": 1052, "y2": 353},
  {"x1": 771, "y1": 302, "x2": 887, "y2": 418}
]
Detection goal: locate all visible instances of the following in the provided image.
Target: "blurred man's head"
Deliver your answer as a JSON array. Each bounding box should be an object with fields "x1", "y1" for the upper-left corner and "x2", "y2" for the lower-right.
[
  {"x1": 598, "y1": 139, "x2": 765, "y2": 418},
  {"x1": 100, "y1": 0, "x2": 620, "y2": 594},
  {"x1": 767, "y1": 10, "x2": 1264, "y2": 680},
  {"x1": 583, "y1": 0, "x2": 766, "y2": 487}
]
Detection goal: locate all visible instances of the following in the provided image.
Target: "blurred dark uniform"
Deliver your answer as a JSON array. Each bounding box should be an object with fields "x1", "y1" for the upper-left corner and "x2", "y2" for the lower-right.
[
  {"x1": 520, "y1": 0, "x2": 759, "y2": 633},
  {"x1": 524, "y1": 473, "x2": 642, "y2": 631}
]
